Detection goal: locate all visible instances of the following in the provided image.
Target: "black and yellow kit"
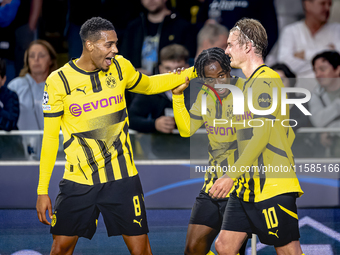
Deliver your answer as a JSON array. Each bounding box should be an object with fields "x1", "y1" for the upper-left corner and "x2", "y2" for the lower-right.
[
  {"x1": 227, "y1": 65, "x2": 303, "y2": 202},
  {"x1": 37, "y1": 56, "x2": 196, "y2": 195},
  {"x1": 173, "y1": 77, "x2": 244, "y2": 195}
]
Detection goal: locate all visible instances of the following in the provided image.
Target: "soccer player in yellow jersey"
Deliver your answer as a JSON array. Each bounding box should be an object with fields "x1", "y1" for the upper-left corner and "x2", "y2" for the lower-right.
[
  {"x1": 209, "y1": 18, "x2": 305, "y2": 255},
  {"x1": 172, "y1": 47, "x2": 246, "y2": 255},
  {"x1": 35, "y1": 17, "x2": 196, "y2": 255}
]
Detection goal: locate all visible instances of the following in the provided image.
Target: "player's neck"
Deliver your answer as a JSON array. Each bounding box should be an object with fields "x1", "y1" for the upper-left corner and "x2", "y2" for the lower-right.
[
  {"x1": 76, "y1": 55, "x2": 98, "y2": 72},
  {"x1": 147, "y1": 8, "x2": 171, "y2": 23},
  {"x1": 242, "y1": 57, "x2": 264, "y2": 79}
]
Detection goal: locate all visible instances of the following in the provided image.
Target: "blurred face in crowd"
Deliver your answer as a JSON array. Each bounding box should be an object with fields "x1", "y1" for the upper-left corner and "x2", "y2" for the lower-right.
[
  {"x1": 159, "y1": 60, "x2": 188, "y2": 74},
  {"x1": 28, "y1": 44, "x2": 52, "y2": 77},
  {"x1": 87, "y1": 30, "x2": 118, "y2": 72},
  {"x1": 141, "y1": 0, "x2": 167, "y2": 13},
  {"x1": 203, "y1": 61, "x2": 230, "y2": 97},
  {"x1": 313, "y1": 57, "x2": 340, "y2": 89},
  {"x1": 274, "y1": 70, "x2": 291, "y2": 88},
  {"x1": 305, "y1": 0, "x2": 332, "y2": 24},
  {"x1": 225, "y1": 31, "x2": 246, "y2": 69}
]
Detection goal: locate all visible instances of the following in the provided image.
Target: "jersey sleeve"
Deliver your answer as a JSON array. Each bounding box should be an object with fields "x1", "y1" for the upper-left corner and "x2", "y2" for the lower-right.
[
  {"x1": 172, "y1": 91, "x2": 204, "y2": 137},
  {"x1": 123, "y1": 57, "x2": 197, "y2": 94},
  {"x1": 228, "y1": 77, "x2": 282, "y2": 180},
  {"x1": 37, "y1": 76, "x2": 64, "y2": 195}
]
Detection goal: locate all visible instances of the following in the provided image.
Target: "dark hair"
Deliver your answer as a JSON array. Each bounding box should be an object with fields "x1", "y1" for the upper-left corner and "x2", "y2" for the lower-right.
[
  {"x1": 0, "y1": 58, "x2": 6, "y2": 79},
  {"x1": 271, "y1": 63, "x2": 296, "y2": 87},
  {"x1": 79, "y1": 17, "x2": 115, "y2": 45},
  {"x1": 194, "y1": 47, "x2": 231, "y2": 78},
  {"x1": 159, "y1": 44, "x2": 189, "y2": 64},
  {"x1": 312, "y1": 51, "x2": 340, "y2": 70}
]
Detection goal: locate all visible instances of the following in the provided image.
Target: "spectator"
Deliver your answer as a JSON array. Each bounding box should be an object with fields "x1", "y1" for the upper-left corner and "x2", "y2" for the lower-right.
[
  {"x1": 129, "y1": 44, "x2": 190, "y2": 159},
  {"x1": 129, "y1": 44, "x2": 190, "y2": 134},
  {"x1": 309, "y1": 51, "x2": 340, "y2": 156},
  {"x1": 277, "y1": 0, "x2": 340, "y2": 91},
  {"x1": 7, "y1": 40, "x2": 57, "y2": 160},
  {"x1": 0, "y1": 58, "x2": 19, "y2": 131},
  {"x1": 0, "y1": 58, "x2": 24, "y2": 159},
  {"x1": 196, "y1": 22, "x2": 228, "y2": 57},
  {"x1": 271, "y1": 63, "x2": 313, "y2": 131},
  {"x1": 197, "y1": 0, "x2": 279, "y2": 54},
  {"x1": 121, "y1": 0, "x2": 197, "y2": 76}
]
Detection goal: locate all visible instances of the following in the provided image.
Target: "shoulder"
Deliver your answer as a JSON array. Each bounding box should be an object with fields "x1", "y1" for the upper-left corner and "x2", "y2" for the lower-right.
[{"x1": 7, "y1": 76, "x2": 27, "y2": 92}]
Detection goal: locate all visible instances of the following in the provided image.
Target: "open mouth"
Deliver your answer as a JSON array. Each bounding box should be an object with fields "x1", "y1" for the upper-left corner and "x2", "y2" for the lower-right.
[
  {"x1": 215, "y1": 87, "x2": 227, "y2": 95},
  {"x1": 105, "y1": 57, "x2": 112, "y2": 66}
]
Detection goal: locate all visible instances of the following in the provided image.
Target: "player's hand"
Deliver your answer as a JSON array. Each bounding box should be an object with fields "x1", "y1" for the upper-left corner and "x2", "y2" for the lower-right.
[
  {"x1": 168, "y1": 67, "x2": 185, "y2": 75},
  {"x1": 172, "y1": 76, "x2": 190, "y2": 95},
  {"x1": 155, "y1": 116, "x2": 175, "y2": 133},
  {"x1": 36, "y1": 194, "x2": 53, "y2": 225},
  {"x1": 209, "y1": 175, "x2": 234, "y2": 199}
]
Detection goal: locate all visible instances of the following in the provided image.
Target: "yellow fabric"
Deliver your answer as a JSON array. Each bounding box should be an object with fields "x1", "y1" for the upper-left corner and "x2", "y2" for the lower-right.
[
  {"x1": 206, "y1": 251, "x2": 215, "y2": 255},
  {"x1": 227, "y1": 65, "x2": 303, "y2": 202},
  {"x1": 37, "y1": 56, "x2": 197, "y2": 195},
  {"x1": 173, "y1": 77, "x2": 244, "y2": 196}
]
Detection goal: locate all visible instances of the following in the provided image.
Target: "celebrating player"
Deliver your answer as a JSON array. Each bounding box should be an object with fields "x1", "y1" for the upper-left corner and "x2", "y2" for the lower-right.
[
  {"x1": 35, "y1": 17, "x2": 196, "y2": 255},
  {"x1": 209, "y1": 18, "x2": 305, "y2": 255},
  {"x1": 172, "y1": 47, "x2": 246, "y2": 255}
]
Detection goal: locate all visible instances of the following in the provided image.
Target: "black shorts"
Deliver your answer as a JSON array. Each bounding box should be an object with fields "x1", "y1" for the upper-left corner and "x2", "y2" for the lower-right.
[
  {"x1": 221, "y1": 192, "x2": 300, "y2": 247},
  {"x1": 189, "y1": 190, "x2": 229, "y2": 230},
  {"x1": 50, "y1": 175, "x2": 148, "y2": 239}
]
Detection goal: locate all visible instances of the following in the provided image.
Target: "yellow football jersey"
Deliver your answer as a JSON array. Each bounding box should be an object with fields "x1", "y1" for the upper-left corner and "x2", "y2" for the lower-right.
[
  {"x1": 173, "y1": 77, "x2": 244, "y2": 195},
  {"x1": 228, "y1": 65, "x2": 303, "y2": 202},
  {"x1": 37, "y1": 56, "x2": 196, "y2": 195}
]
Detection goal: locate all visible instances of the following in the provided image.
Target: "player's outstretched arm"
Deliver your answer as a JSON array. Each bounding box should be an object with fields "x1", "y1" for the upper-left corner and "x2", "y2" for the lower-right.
[{"x1": 127, "y1": 65, "x2": 197, "y2": 95}]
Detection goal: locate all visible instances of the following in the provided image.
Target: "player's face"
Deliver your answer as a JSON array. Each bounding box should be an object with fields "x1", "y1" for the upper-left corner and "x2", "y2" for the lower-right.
[
  {"x1": 305, "y1": 0, "x2": 332, "y2": 24},
  {"x1": 141, "y1": 0, "x2": 166, "y2": 13},
  {"x1": 314, "y1": 57, "x2": 340, "y2": 88},
  {"x1": 203, "y1": 61, "x2": 231, "y2": 97},
  {"x1": 158, "y1": 60, "x2": 189, "y2": 74},
  {"x1": 90, "y1": 30, "x2": 118, "y2": 72},
  {"x1": 225, "y1": 31, "x2": 245, "y2": 69},
  {"x1": 28, "y1": 44, "x2": 52, "y2": 76}
]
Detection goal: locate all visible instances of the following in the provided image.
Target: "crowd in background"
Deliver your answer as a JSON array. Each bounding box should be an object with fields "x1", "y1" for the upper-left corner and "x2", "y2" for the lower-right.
[{"x1": 0, "y1": 0, "x2": 340, "y2": 159}]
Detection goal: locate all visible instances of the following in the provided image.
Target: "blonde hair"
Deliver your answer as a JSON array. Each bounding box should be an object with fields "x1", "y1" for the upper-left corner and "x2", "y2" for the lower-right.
[
  {"x1": 19, "y1": 39, "x2": 58, "y2": 77},
  {"x1": 230, "y1": 18, "x2": 268, "y2": 58}
]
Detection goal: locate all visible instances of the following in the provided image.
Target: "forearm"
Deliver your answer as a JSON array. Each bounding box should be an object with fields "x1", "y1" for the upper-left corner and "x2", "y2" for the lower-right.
[
  {"x1": 173, "y1": 94, "x2": 203, "y2": 137},
  {"x1": 37, "y1": 117, "x2": 61, "y2": 195},
  {"x1": 132, "y1": 67, "x2": 197, "y2": 95},
  {"x1": 309, "y1": 99, "x2": 340, "y2": 127},
  {"x1": 228, "y1": 119, "x2": 272, "y2": 180}
]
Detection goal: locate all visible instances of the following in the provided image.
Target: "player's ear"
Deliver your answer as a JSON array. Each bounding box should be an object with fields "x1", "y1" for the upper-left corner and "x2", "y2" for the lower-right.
[{"x1": 85, "y1": 40, "x2": 94, "y2": 52}]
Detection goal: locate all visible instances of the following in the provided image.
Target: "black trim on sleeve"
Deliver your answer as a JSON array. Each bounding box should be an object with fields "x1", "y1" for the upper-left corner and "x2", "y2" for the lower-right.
[
  {"x1": 126, "y1": 71, "x2": 142, "y2": 91},
  {"x1": 58, "y1": 71, "x2": 71, "y2": 95},
  {"x1": 189, "y1": 112, "x2": 203, "y2": 120},
  {"x1": 266, "y1": 143, "x2": 288, "y2": 158},
  {"x1": 44, "y1": 111, "x2": 64, "y2": 117},
  {"x1": 112, "y1": 58, "x2": 123, "y2": 81}
]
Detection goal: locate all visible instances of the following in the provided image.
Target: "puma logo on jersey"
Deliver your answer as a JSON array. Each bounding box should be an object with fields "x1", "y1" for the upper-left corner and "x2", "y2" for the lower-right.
[
  {"x1": 77, "y1": 87, "x2": 86, "y2": 95},
  {"x1": 263, "y1": 81, "x2": 272, "y2": 87},
  {"x1": 268, "y1": 229, "x2": 279, "y2": 238},
  {"x1": 133, "y1": 219, "x2": 142, "y2": 227}
]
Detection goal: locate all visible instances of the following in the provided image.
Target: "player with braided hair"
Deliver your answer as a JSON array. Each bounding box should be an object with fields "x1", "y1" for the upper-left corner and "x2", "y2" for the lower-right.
[{"x1": 172, "y1": 47, "x2": 246, "y2": 255}]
